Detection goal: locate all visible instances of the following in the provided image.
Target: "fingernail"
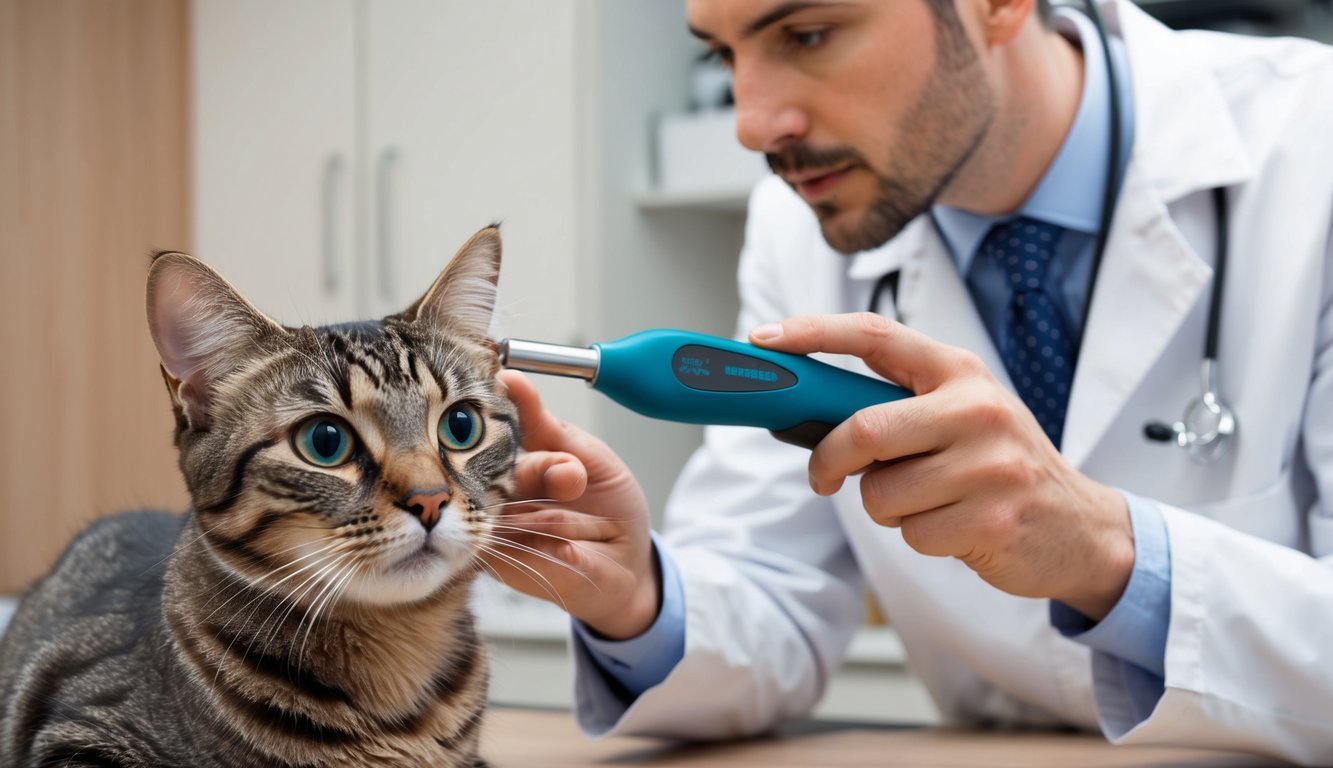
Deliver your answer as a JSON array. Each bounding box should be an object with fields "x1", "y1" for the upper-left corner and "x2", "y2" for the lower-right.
[
  {"x1": 809, "y1": 472, "x2": 821, "y2": 495},
  {"x1": 751, "y1": 323, "x2": 783, "y2": 342}
]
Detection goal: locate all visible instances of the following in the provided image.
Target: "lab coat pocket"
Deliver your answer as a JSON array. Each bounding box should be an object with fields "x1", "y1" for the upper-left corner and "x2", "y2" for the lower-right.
[{"x1": 1186, "y1": 468, "x2": 1310, "y2": 551}]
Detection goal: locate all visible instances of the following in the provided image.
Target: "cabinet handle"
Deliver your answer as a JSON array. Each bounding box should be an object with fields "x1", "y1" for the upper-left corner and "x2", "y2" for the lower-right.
[
  {"x1": 375, "y1": 147, "x2": 399, "y2": 303},
  {"x1": 320, "y1": 153, "x2": 345, "y2": 296}
]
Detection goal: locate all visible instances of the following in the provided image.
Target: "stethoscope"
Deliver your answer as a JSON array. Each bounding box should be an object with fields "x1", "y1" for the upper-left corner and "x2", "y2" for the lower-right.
[{"x1": 870, "y1": 0, "x2": 1235, "y2": 464}]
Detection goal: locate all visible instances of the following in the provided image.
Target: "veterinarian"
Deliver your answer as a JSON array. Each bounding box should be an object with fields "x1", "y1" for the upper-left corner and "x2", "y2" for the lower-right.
[{"x1": 488, "y1": 0, "x2": 1333, "y2": 762}]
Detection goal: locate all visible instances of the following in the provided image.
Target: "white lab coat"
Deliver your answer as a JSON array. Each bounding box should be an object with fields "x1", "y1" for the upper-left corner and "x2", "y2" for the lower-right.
[{"x1": 572, "y1": 2, "x2": 1333, "y2": 762}]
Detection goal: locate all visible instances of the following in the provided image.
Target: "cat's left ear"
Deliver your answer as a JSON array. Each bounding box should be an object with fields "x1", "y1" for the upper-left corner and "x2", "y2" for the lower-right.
[{"x1": 401, "y1": 225, "x2": 501, "y2": 340}]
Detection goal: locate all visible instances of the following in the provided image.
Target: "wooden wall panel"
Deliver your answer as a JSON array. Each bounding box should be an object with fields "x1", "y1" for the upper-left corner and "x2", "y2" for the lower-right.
[{"x1": 0, "y1": 0, "x2": 191, "y2": 593}]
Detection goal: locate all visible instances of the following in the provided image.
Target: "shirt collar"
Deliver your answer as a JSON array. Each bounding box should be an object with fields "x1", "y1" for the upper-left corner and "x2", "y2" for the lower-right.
[{"x1": 932, "y1": 6, "x2": 1114, "y2": 273}]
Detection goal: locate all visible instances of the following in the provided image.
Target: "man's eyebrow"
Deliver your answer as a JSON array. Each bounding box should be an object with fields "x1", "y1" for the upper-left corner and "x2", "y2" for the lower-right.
[{"x1": 689, "y1": 1, "x2": 827, "y2": 43}]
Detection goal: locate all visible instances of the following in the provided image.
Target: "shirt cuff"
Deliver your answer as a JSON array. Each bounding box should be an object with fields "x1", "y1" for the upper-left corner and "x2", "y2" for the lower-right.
[
  {"x1": 570, "y1": 531, "x2": 686, "y2": 698},
  {"x1": 1050, "y1": 491, "x2": 1171, "y2": 678}
]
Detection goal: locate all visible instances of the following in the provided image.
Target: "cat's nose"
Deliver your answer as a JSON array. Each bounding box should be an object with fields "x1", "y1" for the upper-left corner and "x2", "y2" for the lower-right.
[{"x1": 401, "y1": 487, "x2": 451, "y2": 532}]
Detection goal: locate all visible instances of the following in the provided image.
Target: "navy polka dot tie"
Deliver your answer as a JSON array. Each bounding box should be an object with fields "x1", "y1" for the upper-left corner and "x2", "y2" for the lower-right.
[{"x1": 981, "y1": 217, "x2": 1074, "y2": 448}]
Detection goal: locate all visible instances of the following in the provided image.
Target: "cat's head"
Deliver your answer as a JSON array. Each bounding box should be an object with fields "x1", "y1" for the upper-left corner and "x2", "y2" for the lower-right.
[{"x1": 146, "y1": 227, "x2": 517, "y2": 606}]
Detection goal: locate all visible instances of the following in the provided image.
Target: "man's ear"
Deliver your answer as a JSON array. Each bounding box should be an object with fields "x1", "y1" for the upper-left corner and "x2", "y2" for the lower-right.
[
  {"x1": 982, "y1": 0, "x2": 1038, "y2": 45},
  {"x1": 399, "y1": 225, "x2": 502, "y2": 341},
  {"x1": 146, "y1": 252, "x2": 284, "y2": 430}
]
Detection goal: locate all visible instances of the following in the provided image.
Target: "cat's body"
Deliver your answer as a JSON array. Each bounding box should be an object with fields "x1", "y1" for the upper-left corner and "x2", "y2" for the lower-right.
[{"x1": 0, "y1": 229, "x2": 515, "y2": 767}]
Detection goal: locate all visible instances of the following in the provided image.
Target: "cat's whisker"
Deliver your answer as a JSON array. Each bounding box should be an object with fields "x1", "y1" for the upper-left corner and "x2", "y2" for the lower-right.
[
  {"x1": 217, "y1": 548, "x2": 350, "y2": 688},
  {"x1": 482, "y1": 524, "x2": 629, "y2": 575},
  {"x1": 288, "y1": 555, "x2": 356, "y2": 669},
  {"x1": 194, "y1": 530, "x2": 346, "y2": 616},
  {"x1": 256, "y1": 553, "x2": 349, "y2": 666},
  {"x1": 476, "y1": 535, "x2": 604, "y2": 593},
  {"x1": 206, "y1": 544, "x2": 353, "y2": 665},
  {"x1": 250, "y1": 549, "x2": 358, "y2": 677},
  {"x1": 245, "y1": 552, "x2": 348, "y2": 667},
  {"x1": 296, "y1": 558, "x2": 362, "y2": 673},
  {"x1": 200, "y1": 538, "x2": 351, "y2": 628},
  {"x1": 474, "y1": 543, "x2": 573, "y2": 611},
  {"x1": 486, "y1": 514, "x2": 634, "y2": 525},
  {"x1": 475, "y1": 498, "x2": 559, "y2": 510}
]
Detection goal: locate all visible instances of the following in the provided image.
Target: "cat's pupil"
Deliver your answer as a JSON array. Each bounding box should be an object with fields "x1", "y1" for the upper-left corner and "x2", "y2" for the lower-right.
[
  {"x1": 447, "y1": 410, "x2": 473, "y2": 444},
  {"x1": 310, "y1": 422, "x2": 343, "y2": 458}
]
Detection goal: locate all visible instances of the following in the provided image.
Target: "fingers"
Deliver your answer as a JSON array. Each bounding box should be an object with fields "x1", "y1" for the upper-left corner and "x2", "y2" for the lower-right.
[
  {"x1": 511, "y1": 450, "x2": 587, "y2": 503},
  {"x1": 808, "y1": 392, "x2": 952, "y2": 494},
  {"x1": 896, "y1": 502, "x2": 988, "y2": 561},
  {"x1": 854, "y1": 451, "x2": 963, "y2": 527},
  {"x1": 749, "y1": 312, "x2": 980, "y2": 394}
]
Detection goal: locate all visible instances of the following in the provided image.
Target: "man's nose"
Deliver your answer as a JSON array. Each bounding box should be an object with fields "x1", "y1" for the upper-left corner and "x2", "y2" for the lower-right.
[
  {"x1": 401, "y1": 487, "x2": 451, "y2": 533},
  {"x1": 732, "y1": 63, "x2": 809, "y2": 154}
]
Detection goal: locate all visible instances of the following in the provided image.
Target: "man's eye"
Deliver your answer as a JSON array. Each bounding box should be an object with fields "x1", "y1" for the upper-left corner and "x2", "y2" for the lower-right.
[
  {"x1": 703, "y1": 47, "x2": 733, "y2": 67},
  {"x1": 788, "y1": 27, "x2": 831, "y2": 50}
]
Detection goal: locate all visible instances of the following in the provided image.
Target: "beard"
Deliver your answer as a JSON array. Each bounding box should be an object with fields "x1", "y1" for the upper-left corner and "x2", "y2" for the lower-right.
[{"x1": 767, "y1": 8, "x2": 996, "y2": 255}]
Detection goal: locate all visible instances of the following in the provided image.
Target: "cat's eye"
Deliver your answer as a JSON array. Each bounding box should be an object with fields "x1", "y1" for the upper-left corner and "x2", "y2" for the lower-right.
[
  {"x1": 439, "y1": 403, "x2": 483, "y2": 451},
  {"x1": 293, "y1": 416, "x2": 355, "y2": 467}
]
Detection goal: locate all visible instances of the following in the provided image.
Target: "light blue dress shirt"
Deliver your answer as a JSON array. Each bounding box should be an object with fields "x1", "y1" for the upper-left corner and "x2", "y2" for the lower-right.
[{"x1": 574, "y1": 6, "x2": 1171, "y2": 721}]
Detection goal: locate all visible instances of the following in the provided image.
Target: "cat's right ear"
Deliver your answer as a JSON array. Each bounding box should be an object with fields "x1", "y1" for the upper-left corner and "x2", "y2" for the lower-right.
[{"x1": 146, "y1": 253, "x2": 283, "y2": 430}]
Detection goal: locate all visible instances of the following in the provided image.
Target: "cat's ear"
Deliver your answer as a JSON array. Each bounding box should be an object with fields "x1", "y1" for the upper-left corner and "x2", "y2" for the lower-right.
[
  {"x1": 146, "y1": 252, "x2": 284, "y2": 430},
  {"x1": 401, "y1": 225, "x2": 501, "y2": 340}
]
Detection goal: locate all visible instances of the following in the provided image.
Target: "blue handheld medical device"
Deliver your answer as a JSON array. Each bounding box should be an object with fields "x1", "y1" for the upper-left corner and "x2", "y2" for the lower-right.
[{"x1": 498, "y1": 329, "x2": 913, "y2": 449}]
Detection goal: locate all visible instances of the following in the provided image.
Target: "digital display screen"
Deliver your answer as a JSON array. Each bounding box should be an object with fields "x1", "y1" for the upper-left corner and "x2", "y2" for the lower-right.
[{"x1": 672, "y1": 344, "x2": 797, "y2": 392}]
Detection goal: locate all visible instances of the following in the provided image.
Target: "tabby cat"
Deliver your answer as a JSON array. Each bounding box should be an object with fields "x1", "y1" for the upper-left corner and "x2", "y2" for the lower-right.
[{"x1": 0, "y1": 227, "x2": 519, "y2": 767}]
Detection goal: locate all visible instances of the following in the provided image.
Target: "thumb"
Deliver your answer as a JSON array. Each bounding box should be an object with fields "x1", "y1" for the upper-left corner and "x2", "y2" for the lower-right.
[
  {"x1": 748, "y1": 312, "x2": 961, "y2": 394},
  {"x1": 499, "y1": 370, "x2": 568, "y2": 452},
  {"x1": 498, "y1": 370, "x2": 626, "y2": 478}
]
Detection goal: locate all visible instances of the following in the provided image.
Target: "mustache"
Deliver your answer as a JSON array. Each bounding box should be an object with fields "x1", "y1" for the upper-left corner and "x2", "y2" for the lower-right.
[{"x1": 766, "y1": 144, "x2": 865, "y2": 176}]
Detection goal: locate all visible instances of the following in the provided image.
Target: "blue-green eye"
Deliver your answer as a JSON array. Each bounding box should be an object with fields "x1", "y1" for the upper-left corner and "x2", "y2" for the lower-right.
[
  {"x1": 294, "y1": 417, "x2": 355, "y2": 467},
  {"x1": 439, "y1": 403, "x2": 483, "y2": 450}
]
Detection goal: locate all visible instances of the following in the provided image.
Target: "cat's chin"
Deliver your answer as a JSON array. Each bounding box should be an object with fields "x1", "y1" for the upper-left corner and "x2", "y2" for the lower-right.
[{"x1": 340, "y1": 543, "x2": 475, "y2": 606}]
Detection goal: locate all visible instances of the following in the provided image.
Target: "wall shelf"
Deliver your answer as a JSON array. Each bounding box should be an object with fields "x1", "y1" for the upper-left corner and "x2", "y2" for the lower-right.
[{"x1": 634, "y1": 185, "x2": 752, "y2": 214}]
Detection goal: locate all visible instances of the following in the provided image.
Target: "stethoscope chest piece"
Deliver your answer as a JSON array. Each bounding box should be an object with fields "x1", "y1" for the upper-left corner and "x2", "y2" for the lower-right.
[{"x1": 1145, "y1": 359, "x2": 1236, "y2": 464}]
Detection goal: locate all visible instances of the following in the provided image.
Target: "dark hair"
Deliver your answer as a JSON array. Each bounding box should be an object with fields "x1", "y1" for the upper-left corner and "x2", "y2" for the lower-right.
[{"x1": 926, "y1": 0, "x2": 1055, "y2": 29}]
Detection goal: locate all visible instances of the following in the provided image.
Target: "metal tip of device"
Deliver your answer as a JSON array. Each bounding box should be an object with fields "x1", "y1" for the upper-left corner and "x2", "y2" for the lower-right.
[{"x1": 498, "y1": 338, "x2": 600, "y2": 382}]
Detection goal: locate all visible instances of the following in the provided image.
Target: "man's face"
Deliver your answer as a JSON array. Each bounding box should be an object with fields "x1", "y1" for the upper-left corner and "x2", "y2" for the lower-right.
[{"x1": 687, "y1": 0, "x2": 997, "y2": 253}]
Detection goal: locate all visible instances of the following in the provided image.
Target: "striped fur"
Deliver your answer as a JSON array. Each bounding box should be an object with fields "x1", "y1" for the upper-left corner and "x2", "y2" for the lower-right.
[{"x1": 0, "y1": 228, "x2": 516, "y2": 767}]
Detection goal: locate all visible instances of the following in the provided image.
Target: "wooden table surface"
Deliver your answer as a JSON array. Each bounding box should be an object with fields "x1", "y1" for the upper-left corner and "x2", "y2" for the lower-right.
[{"x1": 480, "y1": 708, "x2": 1280, "y2": 767}]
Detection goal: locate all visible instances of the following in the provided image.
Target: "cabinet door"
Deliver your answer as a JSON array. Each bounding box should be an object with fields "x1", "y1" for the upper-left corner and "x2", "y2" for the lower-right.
[
  {"x1": 362, "y1": 0, "x2": 582, "y2": 334},
  {"x1": 193, "y1": 0, "x2": 357, "y2": 325},
  {"x1": 0, "y1": 0, "x2": 190, "y2": 592}
]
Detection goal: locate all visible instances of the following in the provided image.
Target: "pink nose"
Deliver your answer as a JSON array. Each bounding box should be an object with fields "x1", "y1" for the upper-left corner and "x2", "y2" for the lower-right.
[{"x1": 403, "y1": 488, "x2": 450, "y2": 532}]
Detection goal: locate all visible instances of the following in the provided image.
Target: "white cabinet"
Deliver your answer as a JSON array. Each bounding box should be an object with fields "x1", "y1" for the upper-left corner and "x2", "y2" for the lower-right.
[
  {"x1": 193, "y1": 0, "x2": 357, "y2": 326},
  {"x1": 193, "y1": 0, "x2": 584, "y2": 342},
  {"x1": 361, "y1": 0, "x2": 583, "y2": 341},
  {"x1": 192, "y1": 0, "x2": 747, "y2": 508}
]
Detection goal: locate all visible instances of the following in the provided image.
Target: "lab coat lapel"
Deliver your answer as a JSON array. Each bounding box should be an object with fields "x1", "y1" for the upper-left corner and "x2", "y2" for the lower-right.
[{"x1": 1059, "y1": 163, "x2": 1211, "y2": 468}]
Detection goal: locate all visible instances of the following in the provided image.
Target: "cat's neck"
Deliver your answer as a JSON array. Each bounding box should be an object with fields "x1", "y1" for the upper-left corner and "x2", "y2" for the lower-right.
[{"x1": 163, "y1": 514, "x2": 484, "y2": 721}]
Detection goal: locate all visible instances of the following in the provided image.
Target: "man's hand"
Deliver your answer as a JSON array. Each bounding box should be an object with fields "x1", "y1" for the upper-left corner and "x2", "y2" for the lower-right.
[
  {"x1": 750, "y1": 313, "x2": 1134, "y2": 620},
  {"x1": 483, "y1": 370, "x2": 659, "y2": 639}
]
